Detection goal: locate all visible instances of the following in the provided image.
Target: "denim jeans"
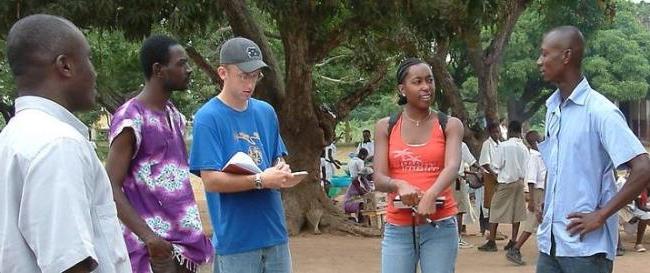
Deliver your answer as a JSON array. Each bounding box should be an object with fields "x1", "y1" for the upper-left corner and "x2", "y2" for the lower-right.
[
  {"x1": 536, "y1": 252, "x2": 613, "y2": 273},
  {"x1": 381, "y1": 217, "x2": 458, "y2": 273},
  {"x1": 213, "y1": 243, "x2": 292, "y2": 273}
]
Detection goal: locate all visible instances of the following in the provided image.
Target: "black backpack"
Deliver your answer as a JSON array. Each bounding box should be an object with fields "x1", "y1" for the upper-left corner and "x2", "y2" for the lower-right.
[{"x1": 387, "y1": 110, "x2": 448, "y2": 138}]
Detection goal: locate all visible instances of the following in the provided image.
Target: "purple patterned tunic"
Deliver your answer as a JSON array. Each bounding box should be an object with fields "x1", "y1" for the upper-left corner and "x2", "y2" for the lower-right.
[{"x1": 109, "y1": 98, "x2": 213, "y2": 273}]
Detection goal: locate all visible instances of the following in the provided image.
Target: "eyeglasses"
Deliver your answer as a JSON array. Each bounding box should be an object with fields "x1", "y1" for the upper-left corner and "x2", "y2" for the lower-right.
[{"x1": 236, "y1": 71, "x2": 264, "y2": 83}]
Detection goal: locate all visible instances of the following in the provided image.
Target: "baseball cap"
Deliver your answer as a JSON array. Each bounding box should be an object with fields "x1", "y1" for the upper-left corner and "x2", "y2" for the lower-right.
[{"x1": 219, "y1": 37, "x2": 268, "y2": 73}]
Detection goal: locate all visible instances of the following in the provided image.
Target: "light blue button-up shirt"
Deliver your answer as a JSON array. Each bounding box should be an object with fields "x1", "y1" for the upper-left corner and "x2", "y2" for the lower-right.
[{"x1": 537, "y1": 78, "x2": 647, "y2": 261}]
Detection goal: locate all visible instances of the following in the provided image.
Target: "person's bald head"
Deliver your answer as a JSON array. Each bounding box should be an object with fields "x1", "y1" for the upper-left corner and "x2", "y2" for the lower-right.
[
  {"x1": 6, "y1": 14, "x2": 97, "y2": 111},
  {"x1": 537, "y1": 26, "x2": 585, "y2": 84},
  {"x1": 545, "y1": 26, "x2": 585, "y2": 64}
]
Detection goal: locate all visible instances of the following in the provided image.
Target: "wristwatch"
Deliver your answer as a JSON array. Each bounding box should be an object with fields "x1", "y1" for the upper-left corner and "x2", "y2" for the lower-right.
[{"x1": 254, "y1": 173, "x2": 263, "y2": 190}]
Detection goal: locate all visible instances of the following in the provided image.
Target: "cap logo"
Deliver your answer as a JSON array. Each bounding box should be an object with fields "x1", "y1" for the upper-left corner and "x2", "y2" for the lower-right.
[{"x1": 247, "y1": 47, "x2": 261, "y2": 59}]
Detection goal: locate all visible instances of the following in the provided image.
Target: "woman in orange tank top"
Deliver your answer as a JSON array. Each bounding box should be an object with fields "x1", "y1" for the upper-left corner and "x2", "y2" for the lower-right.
[{"x1": 373, "y1": 58, "x2": 464, "y2": 273}]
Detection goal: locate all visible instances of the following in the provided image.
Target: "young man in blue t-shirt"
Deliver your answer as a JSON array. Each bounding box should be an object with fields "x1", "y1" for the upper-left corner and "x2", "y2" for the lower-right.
[{"x1": 189, "y1": 37, "x2": 297, "y2": 273}]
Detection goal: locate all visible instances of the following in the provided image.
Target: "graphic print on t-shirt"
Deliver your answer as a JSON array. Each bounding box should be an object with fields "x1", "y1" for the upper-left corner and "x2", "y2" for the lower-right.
[
  {"x1": 392, "y1": 148, "x2": 441, "y2": 173},
  {"x1": 234, "y1": 131, "x2": 263, "y2": 165}
]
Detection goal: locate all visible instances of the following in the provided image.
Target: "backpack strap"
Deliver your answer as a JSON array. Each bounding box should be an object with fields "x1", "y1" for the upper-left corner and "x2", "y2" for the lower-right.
[
  {"x1": 437, "y1": 111, "x2": 448, "y2": 137},
  {"x1": 387, "y1": 110, "x2": 402, "y2": 138}
]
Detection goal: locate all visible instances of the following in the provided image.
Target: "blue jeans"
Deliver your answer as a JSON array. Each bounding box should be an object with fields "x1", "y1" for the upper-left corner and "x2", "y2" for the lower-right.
[
  {"x1": 213, "y1": 243, "x2": 292, "y2": 273},
  {"x1": 381, "y1": 217, "x2": 458, "y2": 273},
  {"x1": 536, "y1": 252, "x2": 612, "y2": 273}
]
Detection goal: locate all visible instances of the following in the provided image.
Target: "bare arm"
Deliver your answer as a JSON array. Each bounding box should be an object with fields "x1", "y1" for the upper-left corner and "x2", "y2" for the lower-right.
[
  {"x1": 372, "y1": 117, "x2": 398, "y2": 193},
  {"x1": 105, "y1": 129, "x2": 171, "y2": 257},
  {"x1": 327, "y1": 148, "x2": 341, "y2": 168},
  {"x1": 200, "y1": 160, "x2": 293, "y2": 193}
]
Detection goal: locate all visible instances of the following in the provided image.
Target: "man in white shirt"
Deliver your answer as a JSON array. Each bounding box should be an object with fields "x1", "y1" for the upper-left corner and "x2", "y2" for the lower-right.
[
  {"x1": 324, "y1": 140, "x2": 342, "y2": 174},
  {"x1": 0, "y1": 15, "x2": 131, "y2": 273},
  {"x1": 349, "y1": 148, "x2": 368, "y2": 179},
  {"x1": 478, "y1": 122, "x2": 502, "y2": 232},
  {"x1": 507, "y1": 130, "x2": 546, "y2": 265},
  {"x1": 479, "y1": 121, "x2": 529, "y2": 252},
  {"x1": 356, "y1": 129, "x2": 375, "y2": 159},
  {"x1": 456, "y1": 142, "x2": 480, "y2": 248}
]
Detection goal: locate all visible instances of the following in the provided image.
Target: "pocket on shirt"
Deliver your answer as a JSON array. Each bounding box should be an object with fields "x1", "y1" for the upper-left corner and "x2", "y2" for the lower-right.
[{"x1": 94, "y1": 202, "x2": 129, "y2": 265}]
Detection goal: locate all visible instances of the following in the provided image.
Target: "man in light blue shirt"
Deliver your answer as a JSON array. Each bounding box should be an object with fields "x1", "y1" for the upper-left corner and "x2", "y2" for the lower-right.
[{"x1": 535, "y1": 26, "x2": 650, "y2": 273}]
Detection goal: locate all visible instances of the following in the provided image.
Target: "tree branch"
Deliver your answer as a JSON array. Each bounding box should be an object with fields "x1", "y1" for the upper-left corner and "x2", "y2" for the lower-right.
[
  {"x1": 315, "y1": 54, "x2": 348, "y2": 67},
  {"x1": 427, "y1": 37, "x2": 469, "y2": 122},
  {"x1": 316, "y1": 74, "x2": 362, "y2": 84},
  {"x1": 484, "y1": 0, "x2": 530, "y2": 65},
  {"x1": 186, "y1": 46, "x2": 222, "y2": 87},
  {"x1": 264, "y1": 31, "x2": 281, "y2": 40},
  {"x1": 333, "y1": 63, "x2": 388, "y2": 121},
  {"x1": 309, "y1": 13, "x2": 361, "y2": 62}
]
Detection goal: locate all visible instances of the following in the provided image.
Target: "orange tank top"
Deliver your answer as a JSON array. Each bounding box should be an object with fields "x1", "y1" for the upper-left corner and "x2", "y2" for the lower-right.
[{"x1": 386, "y1": 115, "x2": 458, "y2": 225}]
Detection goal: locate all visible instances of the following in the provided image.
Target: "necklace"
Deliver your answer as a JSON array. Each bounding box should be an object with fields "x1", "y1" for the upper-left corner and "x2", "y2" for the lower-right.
[{"x1": 403, "y1": 110, "x2": 432, "y2": 127}]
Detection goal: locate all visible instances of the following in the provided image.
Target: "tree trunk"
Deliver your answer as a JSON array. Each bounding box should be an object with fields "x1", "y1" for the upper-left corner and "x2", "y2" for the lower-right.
[
  {"x1": 464, "y1": 0, "x2": 530, "y2": 126},
  {"x1": 506, "y1": 78, "x2": 552, "y2": 123},
  {"x1": 427, "y1": 42, "x2": 483, "y2": 158},
  {"x1": 427, "y1": 38, "x2": 469, "y2": 122}
]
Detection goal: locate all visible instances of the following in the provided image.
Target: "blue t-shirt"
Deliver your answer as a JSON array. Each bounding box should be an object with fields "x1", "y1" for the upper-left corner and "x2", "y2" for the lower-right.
[{"x1": 189, "y1": 97, "x2": 288, "y2": 255}]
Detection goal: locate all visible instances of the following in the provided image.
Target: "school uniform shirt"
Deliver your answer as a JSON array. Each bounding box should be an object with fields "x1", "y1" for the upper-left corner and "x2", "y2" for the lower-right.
[
  {"x1": 525, "y1": 149, "x2": 546, "y2": 190},
  {"x1": 356, "y1": 140, "x2": 374, "y2": 157},
  {"x1": 479, "y1": 137, "x2": 499, "y2": 173},
  {"x1": 348, "y1": 156, "x2": 365, "y2": 178},
  {"x1": 459, "y1": 142, "x2": 477, "y2": 175},
  {"x1": 492, "y1": 138, "x2": 529, "y2": 184}
]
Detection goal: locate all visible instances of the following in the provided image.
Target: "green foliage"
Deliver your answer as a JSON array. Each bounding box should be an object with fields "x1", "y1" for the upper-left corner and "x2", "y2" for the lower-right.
[{"x1": 497, "y1": 0, "x2": 648, "y2": 130}]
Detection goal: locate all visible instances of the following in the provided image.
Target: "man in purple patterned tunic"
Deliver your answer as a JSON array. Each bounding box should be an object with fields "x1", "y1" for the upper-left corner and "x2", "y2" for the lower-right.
[{"x1": 105, "y1": 35, "x2": 213, "y2": 273}]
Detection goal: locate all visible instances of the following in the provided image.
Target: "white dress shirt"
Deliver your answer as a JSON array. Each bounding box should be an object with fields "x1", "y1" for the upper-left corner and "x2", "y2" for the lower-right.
[
  {"x1": 348, "y1": 157, "x2": 365, "y2": 178},
  {"x1": 0, "y1": 96, "x2": 131, "y2": 273},
  {"x1": 458, "y1": 142, "x2": 477, "y2": 175},
  {"x1": 479, "y1": 137, "x2": 499, "y2": 173},
  {"x1": 525, "y1": 149, "x2": 546, "y2": 190},
  {"x1": 493, "y1": 137, "x2": 529, "y2": 184},
  {"x1": 356, "y1": 140, "x2": 374, "y2": 157}
]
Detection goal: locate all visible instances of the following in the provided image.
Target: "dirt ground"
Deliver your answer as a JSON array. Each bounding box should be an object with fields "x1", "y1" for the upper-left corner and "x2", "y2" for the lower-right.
[
  {"x1": 196, "y1": 222, "x2": 650, "y2": 273},
  {"x1": 192, "y1": 178, "x2": 650, "y2": 273}
]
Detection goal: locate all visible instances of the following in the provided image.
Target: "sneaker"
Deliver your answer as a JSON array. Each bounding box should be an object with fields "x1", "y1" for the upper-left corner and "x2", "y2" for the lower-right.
[
  {"x1": 478, "y1": 240, "x2": 497, "y2": 252},
  {"x1": 506, "y1": 248, "x2": 526, "y2": 266},
  {"x1": 635, "y1": 244, "x2": 647, "y2": 252},
  {"x1": 459, "y1": 238, "x2": 475, "y2": 249},
  {"x1": 504, "y1": 240, "x2": 516, "y2": 251}
]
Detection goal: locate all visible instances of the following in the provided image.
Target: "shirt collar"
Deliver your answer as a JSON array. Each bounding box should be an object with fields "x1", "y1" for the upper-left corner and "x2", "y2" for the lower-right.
[
  {"x1": 546, "y1": 77, "x2": 591, "y2": 109},
  {"x1": 15, "y1": 96, "x2": 89, "y2": 138},
  {"x1": 488, "y1": 137, "x2": 499, "y2": 146}
]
